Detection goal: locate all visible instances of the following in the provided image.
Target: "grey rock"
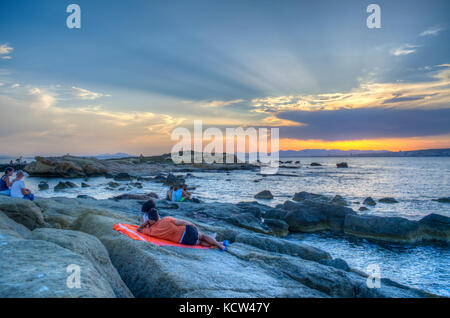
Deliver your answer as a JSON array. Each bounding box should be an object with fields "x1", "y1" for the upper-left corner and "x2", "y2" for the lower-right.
[
  {"x1": 30, "y1": 228, "x2": 133, "y2": 297},
  {"x1": 254, "y1": 190, "x2": 274, "y2": 200},
  {"x1": 293, "y1": 191, "x2": 329, "y2": 203},
  {"x1": 0, "y1": 196, "x2": 45, "y2": 230},
  {"x1": 379, "y1": 197, "x2": 399, "y2": 204},
  {"x1": 363, "y1": 197, "x2": 376, "y2": 206},
  {"x1": 319, "y1": 258, "x2": 350, "y2": 271},
  {"x1": 330, "y1": 195, "x2": 348, "y2": 206},
  {"x1": 0, "y1": 238, "x2": 117, "y2": 298},
  {"x1": 344, "y1": 214, "x2": 421, "y2": 243},
  {"x1": 433, "y1": 197, "x2": 450, "y2": 203},
  {"x1": 263, "y1": 218, "x2": 289, "y2": 237}
]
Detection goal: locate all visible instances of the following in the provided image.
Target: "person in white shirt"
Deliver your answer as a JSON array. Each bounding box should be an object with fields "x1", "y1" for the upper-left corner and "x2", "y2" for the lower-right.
[{"x1": 9, "y1": 170, "x2": 34, "y2": 201}]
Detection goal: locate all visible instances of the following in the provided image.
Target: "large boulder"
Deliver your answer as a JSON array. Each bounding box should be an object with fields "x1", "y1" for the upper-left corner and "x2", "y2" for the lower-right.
[
  {"x1": 263, "y1": 218, "x2": 289, "y2": 237},
  {"x1": 254, "y1": 190, "x2": 274, "y2": 200},
  {"x1": 418, "y1": 214, "x2": 450, "y2": 242},
  {"x1": 363, "y1": 197, "x2": 376, "y2": 206},
  {"x1": 344, "y1": 214, "x2": 421, "y2": 243},
  {"x1": 0, "y1": 237, "x2": 117, "y2": 297},
  {"x1": 0, "y1": 196, "x2": 45, "y2": 230},
  {"x1": 292, "y1": 192, "x2": 329, "y2": 203},
  {"x1": 25, "y1": 156, "x2": 109, "y2": 177},
  {"x1": 282, "y1": 200, "x2": 356, "y2": 232},
  {"x1": 30, "y1": 228, "x2": 133, "y2": 297},
  {"x1": 379, "y1": 197, "x2": 399, "y2": 204},
  {"x1": 0, "y1": 211, "x2": 31, "y2": 238}
]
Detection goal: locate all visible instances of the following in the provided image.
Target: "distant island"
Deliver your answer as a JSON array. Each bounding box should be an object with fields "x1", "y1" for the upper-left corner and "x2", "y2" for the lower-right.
[{"x1": 279, "y1": 148, "x2": 450, "y2": 157}]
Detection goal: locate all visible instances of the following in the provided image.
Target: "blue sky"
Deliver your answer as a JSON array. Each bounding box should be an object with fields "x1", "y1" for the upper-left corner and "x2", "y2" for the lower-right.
[{"x1": 0, "y1": 0, "x2": 449, "y2": 155}]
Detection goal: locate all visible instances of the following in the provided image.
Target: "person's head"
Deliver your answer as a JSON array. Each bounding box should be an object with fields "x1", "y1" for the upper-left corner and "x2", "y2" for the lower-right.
[
  {"x1": 141, "y1": 199, "x2": 160, "y2": 224},
  {"x1": 16, "y1": 170, "x2": 25, "y2": 180},
  {"x1": 4, "y1": 167, "x2": 14, "y2": 177}
]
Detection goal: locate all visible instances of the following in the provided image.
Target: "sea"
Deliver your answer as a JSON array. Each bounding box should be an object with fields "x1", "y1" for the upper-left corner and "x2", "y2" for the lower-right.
[{"x1": 1, "y1": 156, "x2": 449, "y2": 296}]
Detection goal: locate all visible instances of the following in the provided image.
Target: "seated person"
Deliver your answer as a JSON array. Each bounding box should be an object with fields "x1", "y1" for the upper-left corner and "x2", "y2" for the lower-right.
[
  {"x1": 9, "y1": 170, "x2": 34, "y2": 201},
  {"x1": 166, "y1": 186, "x2": 174, "y2": 201},
  {"x1": 0, "y1": 167, "x2": 15, "y2": 196},
  {"x1": 137, "y1": 200, "x2": 227, "y2": 250},
  {"x1": 171, "y1": 185, "x2": 184, "y2": 202},
  {"x1": 181, "y1": 184, "x2": 192, "y2": 201}
]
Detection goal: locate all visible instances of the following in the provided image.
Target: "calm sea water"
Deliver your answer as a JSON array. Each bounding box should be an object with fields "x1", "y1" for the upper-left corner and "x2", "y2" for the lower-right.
[{"x1": 3, "y1": 156, "x2": 449, "y2": 296}]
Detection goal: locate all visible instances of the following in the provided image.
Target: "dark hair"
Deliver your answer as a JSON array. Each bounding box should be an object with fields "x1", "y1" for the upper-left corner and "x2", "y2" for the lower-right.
[
  {"x1": 4, "y1": 167, "x2": 14, "y2": 174},
  {"x1": 141, "y1": 199, "x2": 158, "y2": 221}
]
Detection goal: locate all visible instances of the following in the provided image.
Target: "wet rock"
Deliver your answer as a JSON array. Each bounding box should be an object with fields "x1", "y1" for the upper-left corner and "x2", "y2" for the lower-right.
[
  {"x1": 254, "y1": 190, "x2": 274, "y2": 200},
  {"x1": 363, "y1": 197, "x2": 376, "y2": 206},
  {"x1": 293, "y1": 191, "x2": 329, "y2": 203},
  {"x1": 164, "y1": 173, "x2": 185, "y2": 186},
  {"x1": 283, "y1": 201, "x2": 356, "y2": 232},
  {"x1": 419, "y1": 213, "x2": 450, "y2": 242},
  {"x1": 379, "y1": 197, "x2": 399, "y2": 204},
  {"x1": 130, "y1": 182, "x2": 143, "y2": 189},
  {"x1": 114, "y1": 173, "x2": 132, "y2": 181},
  {"x1": 81, "y1": 182, "x2": 90, "y2": 188},
  {"x1": 54, "y1": 182, "x2": 68, "y2": 191},
  {"x1": 310, "y1": 163, "x2": 322, "y2": 166},
  {"x1": 330, "y1": 195, "x2": 348, "y2": 206},
  {"x1": 359, "y1": 206, "x2": 369, "y2": 211},
  {"x1": 65, "y1": 181, "x2": 78, "y2": 188},
  {"x1": 77, "y1": 195, "x2": 96, "y2": 200},
  {"x1": 263, "y1": 218, "x2": 289, "y2": 237},
  {"x1": 54, "y1": 181, "x2": 78, "y2": 191},
  {"x1": 344, "y1": 214, "x2": 421, "y2": 243},
  {"x1": 108, "y1": 182, "x2": 120, "y2": 188},
  {"x1": 319, "y1": 258, "x2": 350, "y2": 271},
  {"x1": 38, "y1": 181, "x2": 49, "y2": 191},
  {"x1": 433, "y1": 197, "x2": 450, "y2": 203},
  {"x1": 336, "y1": 162, "x2": 348, "y2": 168}
]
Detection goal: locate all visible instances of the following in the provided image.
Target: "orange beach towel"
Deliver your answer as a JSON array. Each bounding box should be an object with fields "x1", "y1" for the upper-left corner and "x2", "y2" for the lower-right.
[{"x1": 113, "y1": 223, "x2": 212, "y2": 249}]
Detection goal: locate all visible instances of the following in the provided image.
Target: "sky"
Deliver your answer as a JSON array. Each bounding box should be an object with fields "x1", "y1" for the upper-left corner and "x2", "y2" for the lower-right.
[{"x1": 0, "y1": 0, "x2": 449, "y2": 156}]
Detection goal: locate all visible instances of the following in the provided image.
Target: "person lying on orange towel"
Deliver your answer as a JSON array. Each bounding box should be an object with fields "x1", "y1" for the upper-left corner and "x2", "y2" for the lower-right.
[{"x1": 137, "y1": 199, "x2": 228, "y2": 251}]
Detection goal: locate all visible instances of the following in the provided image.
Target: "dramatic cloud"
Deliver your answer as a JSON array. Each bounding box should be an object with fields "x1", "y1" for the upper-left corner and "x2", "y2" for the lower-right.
[
  {"x1": 251, "y1": 65, "x2": 450, "y2": 113},
  {"x1": 0, "y1": 85, "x2": 185, "y2": 155},
  {"x1": 276, "y1": 108, "x2": 450, "y2": 141}
]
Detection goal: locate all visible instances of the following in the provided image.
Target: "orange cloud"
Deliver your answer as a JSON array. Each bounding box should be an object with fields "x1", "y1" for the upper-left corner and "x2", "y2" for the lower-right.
[{"x1": 279, "y1": 135, "x2": 450, "y2": 152}]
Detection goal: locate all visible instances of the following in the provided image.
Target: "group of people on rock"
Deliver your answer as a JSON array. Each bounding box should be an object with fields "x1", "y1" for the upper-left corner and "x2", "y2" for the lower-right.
[
  {"x1": 137, "y1": 199, "x2": 228, "y2": 250},
  {"x1": 166, "y1": 184, "x2": 193, "y2": 202},
  {"x1": 0, "y1": 167, "x2": 34, "y2": 201}
]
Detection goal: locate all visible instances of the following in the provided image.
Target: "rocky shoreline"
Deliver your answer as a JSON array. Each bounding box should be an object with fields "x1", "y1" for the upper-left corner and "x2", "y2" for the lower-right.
[
  {"x1": 0, "y1": 193, "x2": 447, "y2": 298},
  {"x1": 23, "y1": 155, "x2": 256, "y2": 178}
]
